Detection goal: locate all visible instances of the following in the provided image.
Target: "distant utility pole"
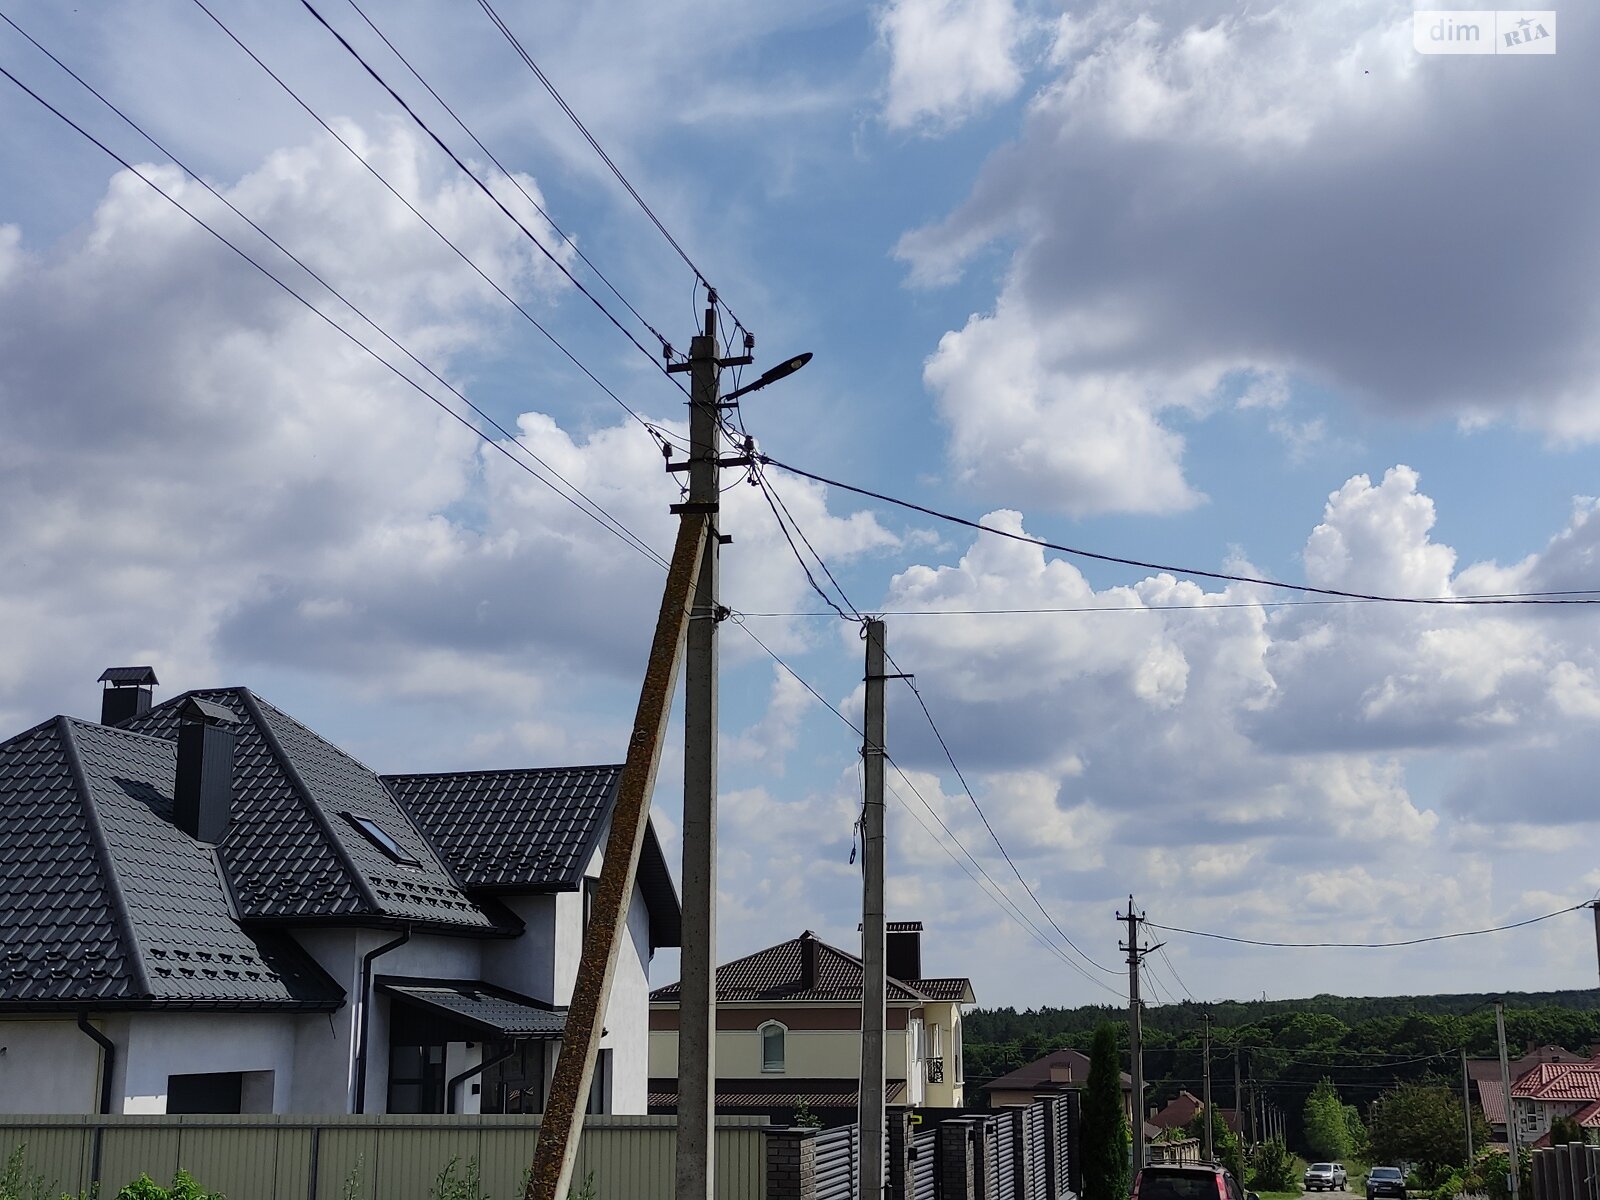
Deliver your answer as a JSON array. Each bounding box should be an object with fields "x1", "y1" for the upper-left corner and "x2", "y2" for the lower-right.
[
  {"x1": 1203, "y1": 1013, "x2": 1214, "y2": 1161},
  {"x1": 1496, "y1": 1001, "x2": 1521, "y2": 1200},
  {"x1": 1119, "y1": 897, "x2": 1160, "y2": 1172},
  {"x1": 1234, "y1": 1047, "x2": 1243, "y2": 1140},
  {"x1": 860, "y1": 619, "x2": 888, "y2": 1200},
  {"x1": 1461, "y1": 1049, "x2": 1474, "y2": 1165},
  {"x1": 1591, "y1": 902, "x2": 1600, "y2": 988}
]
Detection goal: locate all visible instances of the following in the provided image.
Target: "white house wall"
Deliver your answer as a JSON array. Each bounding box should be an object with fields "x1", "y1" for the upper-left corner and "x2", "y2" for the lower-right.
[
  {"x1": 481, "y1": 894, "x2": 559, "y2": 1002},
  {"x1": 120, "y1": 1013, "x2": 299, "y2": 1115},
  {"x1": 0, "y1": 1018, "x2": 104, "y2": 1114}
]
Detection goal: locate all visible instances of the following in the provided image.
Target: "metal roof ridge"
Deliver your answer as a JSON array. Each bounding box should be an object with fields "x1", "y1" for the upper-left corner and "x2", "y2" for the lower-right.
[
  {"x1": 55, "y1": 715, "x2": 153, "y2": 999},
  {"x1": 567, "y1": 769, "x2": 625, "y2": 890},
  {"x1": 381, "y1": 762, "x2": 623, "y2": 781},
  {"x1": 813, "y1": 935, "x2": 930, "y2": 1000},
  {"x1": 62, "y1": 714, "x2": 180, "y2": 747},
  {"x1": 239, "y1": 688, "x2": 385, "y2": 918}
]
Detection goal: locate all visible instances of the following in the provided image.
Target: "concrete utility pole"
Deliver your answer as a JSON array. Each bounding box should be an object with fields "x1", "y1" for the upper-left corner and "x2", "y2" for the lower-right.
[
  {"x1": 676, "y1": 296, "x2": 723, "y2": 1200},
  {"x1": 860, "y1": 619, "x2": 888, "y2": 1200},
  {"x1": 524, "y1": 514, "x2": 709, "y2": 1200},
  {"x1": 1461, "y1": 1049, "x2": 1475, "y2": 1165},
  {"x1": 1203, "y1": 1013, "x2": 1214, "y2": 1161},
  {"x1": 1496, "y1": 1000, "x2": 1520, "y2": 1200},
  {"x1": 1235, "y1": 1047, "x2": 1243, "y2": 1141},
  {"x1": 1120, "y1": 896, "x2": 1151, "y2": 1172},
  {"x1": 1591, "y1": 902, "x2": 1600, "y2": 988}
]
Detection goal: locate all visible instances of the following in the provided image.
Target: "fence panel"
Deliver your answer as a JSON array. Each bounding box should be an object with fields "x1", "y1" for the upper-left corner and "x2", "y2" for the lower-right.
[
  {"x1": 912, "y1": 1128, "x2": 938, "y2": 1200},
  {"x1": 815, "y1": 1122, "x2": 859, "y2": 1200},
  {"x1": 992, "y1": 1111, "x2": 1016, "y2": 1200},
  {"x1": 0, "y1": 1113, "x2": 766, "y2": 1200},
  {"x1": 1024, "y1": 1104, "x2": 1048, "y2": 1200}
]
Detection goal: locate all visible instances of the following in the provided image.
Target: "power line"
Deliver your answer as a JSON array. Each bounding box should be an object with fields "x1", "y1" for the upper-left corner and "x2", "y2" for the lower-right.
[
  {"x1": 1149, "y1": 902, "x2": 1589, "y2": 949},
  {"x1": 735, "y1": 620, "x2": 1125, "y2": 1001},
  {"x1": 339, "y1": 0, "x2": 680, "y2": 362},
  {"x1": 301, "y1": 0, "x2": 687, "y2": 392},
  {"x1": 1154, "y1": 945, "x2": 1198, "y2": 1004},
  {"x1": 0, "y1": 11, "x2": 667, "y2": 573},
  {"x1": 474, "y1": 0, "x2": 752, "y2": 349},
  {"x1": 730, "y1": 593, "x2": 1600, "y2": 618},
  {"x1": 887, "y1": 654, "x2": 1118, "y2": 977},
  {"x1": 0, "y1": 56, "x2": 669, "y2": 575},
  {"x1": 758, "y1": 456, "x2": 1600, "y2": 608},
  {"x1": 185, "y1": 0, "x2": 685, "y2": 442}
]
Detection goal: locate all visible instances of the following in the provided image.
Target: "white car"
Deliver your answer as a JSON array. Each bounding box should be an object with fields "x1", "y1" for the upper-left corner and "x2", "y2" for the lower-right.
[{"x1": 1304, "y1": 1164, "x2": 1341, "y2": 1191}]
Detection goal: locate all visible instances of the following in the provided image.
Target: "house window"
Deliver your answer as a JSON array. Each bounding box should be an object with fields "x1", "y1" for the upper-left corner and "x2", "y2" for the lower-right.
[
  {"x1": 760, "y1": 1021, "x2": 787, "y2": 1073},
  {"x1": 587, "y1": 1049, "x2": 612, "y2": 1114},
  {"x1": 341, "y1": 811, "x2": 421, "y2": 867},
  {"x1": 168, "y1": 1071, "x2": 242, "y2": 1114},
  {"x1": 908, "y1": 1018, "x2": 925, "y2": 1062},
  {"x1": 483, "y1": 1041, "x2": 546, "y2": 1114},
  {"x1": 387, "y1": 1041, "x2": 448, "y2": 1114}
]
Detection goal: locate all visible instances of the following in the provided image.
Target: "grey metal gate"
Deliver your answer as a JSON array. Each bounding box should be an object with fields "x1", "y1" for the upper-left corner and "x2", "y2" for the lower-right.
[
  {"x1": 911, "y1": 1128, "x2": 938, "y2": 1200},
  {"x1": 1024, "y1": 1103, "x2": 1048, "y2": 1200},
  {"x1": 816, "y1": 1123, "x2": 859, "y2": 1200}
]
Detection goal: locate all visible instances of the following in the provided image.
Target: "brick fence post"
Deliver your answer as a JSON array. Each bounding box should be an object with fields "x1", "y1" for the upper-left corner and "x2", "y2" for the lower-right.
[
  {"x1": 969, "y1": 1117, "x2": 996, "y2": 1200},
  {"x1": 940, "y1": 1118, "x2": 975, "y2": 1200},
  {"x1": 887, "y1": 1106, "x2": 913, "y2": 1200},
  {"x1": 765, "y1": 1126, "x2": 819, "y2": 1200}
]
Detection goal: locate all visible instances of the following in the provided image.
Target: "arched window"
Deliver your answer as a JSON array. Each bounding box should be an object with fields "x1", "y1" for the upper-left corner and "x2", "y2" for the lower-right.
[{"x1": 759, "y1": 1021, "x2": 787, "y2": 1073}]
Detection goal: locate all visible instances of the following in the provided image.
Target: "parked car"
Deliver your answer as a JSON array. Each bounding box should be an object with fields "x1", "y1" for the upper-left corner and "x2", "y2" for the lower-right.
[
  {"x1": 1133, "y1": 1162, "x2": 1261, "y2": 1200},
  {"x1": 1367, "y1": 1166, "x2": 1407, "y2": 1200},
  {"x1": 1305, "y1": 1163, "x2": 1340, "y2": 1191},
  {"x1": 1333, "y1": 1164, "x2": 1349, "y2": 1189}
]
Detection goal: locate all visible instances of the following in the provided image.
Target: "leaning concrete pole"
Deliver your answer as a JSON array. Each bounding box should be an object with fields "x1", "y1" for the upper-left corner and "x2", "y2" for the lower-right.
[{"x1": 525, "y1": 514, "x2": 709, "y2": 1200}]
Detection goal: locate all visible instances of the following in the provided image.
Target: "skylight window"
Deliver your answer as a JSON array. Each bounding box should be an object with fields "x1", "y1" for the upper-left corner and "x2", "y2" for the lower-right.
[{"x1": 342, "y1": 812, "x2": 421, "y2": 867}]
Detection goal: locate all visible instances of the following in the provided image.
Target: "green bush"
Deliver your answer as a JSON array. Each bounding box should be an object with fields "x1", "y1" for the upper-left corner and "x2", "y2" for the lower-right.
[
  {"x1": 113, "y1": 1171, "x2": 222, "y2": 1200},
  {"x1": 1250, "y1": 1138, "x2": 1301, "y2": 1193}
]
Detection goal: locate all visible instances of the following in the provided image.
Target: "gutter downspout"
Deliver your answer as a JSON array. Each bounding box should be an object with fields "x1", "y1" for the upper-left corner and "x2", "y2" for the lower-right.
[
  {"x1": 75, "y1": 1012, "x2": 116, "y2": 1115},
  {"x1": 447, "y1": 1043, "x2": 518, "y2": 1114},
  {"x1": 352, "y1": 926, "x2": 410, "y2": 1114}
]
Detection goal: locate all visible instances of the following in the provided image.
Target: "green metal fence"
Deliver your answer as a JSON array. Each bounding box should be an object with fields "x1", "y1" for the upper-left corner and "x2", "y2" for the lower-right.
[{"x1": 0, "y1": 1114, "x2": 769, "y2": 1200}]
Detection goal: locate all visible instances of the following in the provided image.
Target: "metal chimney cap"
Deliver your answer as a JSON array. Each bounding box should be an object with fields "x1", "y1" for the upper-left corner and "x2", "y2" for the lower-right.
[
  {"x1": 179, "y1": 696, "x2": 239, "y2": 725},
  {"x1": 98, "y1": 666, "x2": 159, "y2": 686}
]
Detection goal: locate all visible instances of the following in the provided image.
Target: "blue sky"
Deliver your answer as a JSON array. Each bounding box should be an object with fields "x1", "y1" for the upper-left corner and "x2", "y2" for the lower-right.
[{"x1": 2, "y1": 0, "x2": 1598, "y2": 1009}]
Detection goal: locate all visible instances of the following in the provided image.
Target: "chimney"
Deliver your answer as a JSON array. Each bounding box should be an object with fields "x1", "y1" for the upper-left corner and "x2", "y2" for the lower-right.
[
  {"x1": 800, "y1": 931, "x2": 819, "y2": 991},
  {"x1": 886, "y1": 920, "x2": 923, "y2": 982},
  {"x1": 98, "y1": 666, "x2": 158, "y2": 725},
  {"x1": 174, "y1": 696, "x2": 239, "y2": 844},
  {"x1": 1050, "y1": 1063, "x2": 1075, "y2": 1084}
]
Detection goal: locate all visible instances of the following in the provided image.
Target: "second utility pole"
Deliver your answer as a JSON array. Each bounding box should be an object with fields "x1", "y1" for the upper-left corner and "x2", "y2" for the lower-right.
[
  {"x1": 860, "y1": 619, "x2": 888, "y2": 1200},
  {"x1": 676, "y1": 296, "x2": 722, "y2": 1200},
  {"x1": 1122, "y1": 896, "x2": 1147, "y2": 1173},
  {"x1": 1202, "y1": 1012, "x2": 1214, "y2": 1161}
]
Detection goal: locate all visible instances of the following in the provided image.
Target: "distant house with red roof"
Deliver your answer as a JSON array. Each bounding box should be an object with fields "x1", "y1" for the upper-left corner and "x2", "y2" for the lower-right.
[
  {"x1": 1467, "y1": 1045, "x2": 1589, "y2": 1143},
  {"x1": 1509, "y1": 1059, "x2": 1600, "y2": 1146}
]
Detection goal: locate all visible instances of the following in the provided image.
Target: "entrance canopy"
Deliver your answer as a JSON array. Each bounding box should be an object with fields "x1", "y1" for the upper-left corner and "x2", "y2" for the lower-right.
[{"x1": 378, "y1": 976, "x2": 567, "y2": 1040}]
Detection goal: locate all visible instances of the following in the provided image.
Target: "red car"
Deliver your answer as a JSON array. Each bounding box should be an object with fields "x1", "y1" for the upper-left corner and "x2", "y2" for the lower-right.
[{"x1": 1133, "y1": 1163, "x2": 1260, "y2": 1200}]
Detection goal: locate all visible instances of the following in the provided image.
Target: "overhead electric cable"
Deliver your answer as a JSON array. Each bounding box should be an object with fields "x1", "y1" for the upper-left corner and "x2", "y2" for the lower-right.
[
  {"x1": 0, "y1": 11, "x2": 667, "y2": 571},
  {"x1": 759, "y1": 456, "x2": 1600, "y2": 607},
  {"x1": 0, "y1": 57, "x2": 669, "y2": 573},
  {"x1": 730, "y1": 593, "x2": 1600, "y2": 618},
  {"x1": 473, "y1": 0, "x2": 751, "y2": 346},
  {"x1": 886, "y1": 651, "x2": 1119, "y2": 977},
  {"x1": 1149, "y1": 902, "x2": 1589, "y2": 948},
  {"x1": 185, "y1": 0, "x2": 686, "y2": 440},
  {"x1": 300, "y1": 0, "x2": 688, "y2": 394},
  {"x1": 340, "y1": 0, "x2": 678, "y2": 361},
  {"x1": 736, "y1": 621, "x2": 1124, "y2": 1000}
]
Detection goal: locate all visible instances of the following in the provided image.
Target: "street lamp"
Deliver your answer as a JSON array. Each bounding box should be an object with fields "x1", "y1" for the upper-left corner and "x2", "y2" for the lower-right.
[{"x1": 720, "y1": 351, "x2": 812, "y2": 404}]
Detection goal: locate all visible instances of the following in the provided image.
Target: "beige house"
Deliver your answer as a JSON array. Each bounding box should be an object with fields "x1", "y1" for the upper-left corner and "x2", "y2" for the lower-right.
[
  {"x1": 648, "y1": 922, "x2": 974, "y2": 1126},
  {"x1": 984, "y1": 1047, "x2": 1134, "y2": 1125}
]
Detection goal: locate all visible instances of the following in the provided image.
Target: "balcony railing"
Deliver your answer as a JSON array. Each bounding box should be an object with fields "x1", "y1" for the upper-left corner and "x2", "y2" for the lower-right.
[{"x1": 926, "y1": 1057, "x2": 945, "y2": 1084}]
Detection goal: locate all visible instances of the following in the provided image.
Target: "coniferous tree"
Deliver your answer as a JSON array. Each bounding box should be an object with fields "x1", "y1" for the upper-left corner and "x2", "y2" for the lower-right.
[{"x1": 1083, "y1": 1023, "x2": 1133, "y2": 1200}]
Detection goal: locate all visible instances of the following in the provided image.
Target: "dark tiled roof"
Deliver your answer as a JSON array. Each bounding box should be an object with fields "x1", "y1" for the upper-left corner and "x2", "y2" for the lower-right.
[
  {"x1": 0, "y1": 717, "x2": 341, "y2": 1010},
  {"x1": 908, "y1": 977, "x2": 975, "y2": 1003},
  {"x1": 123, "y1": 689, "x2": 497, "y2": 933},
  {"x1": 385, "y1": 765, "x2": 682, "y2": 948},
  {"x1": 650, "y1": 932, "x2": 938, "y2": 1003},
  {"x1": 98, "y1": 667, "x2": 158, "y2": 685},
  {"x1": 379, "y1": 977, "x2": 566, "y2": 1038},
  {"x1": 984, "y1": 1047, "x2": 1133, "y2": 1093}
]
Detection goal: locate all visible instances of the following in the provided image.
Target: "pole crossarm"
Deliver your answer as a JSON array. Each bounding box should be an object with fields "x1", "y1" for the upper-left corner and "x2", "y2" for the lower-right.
[{"x1": 524, "y1": 512, "x2": 709, "y2": 1200}]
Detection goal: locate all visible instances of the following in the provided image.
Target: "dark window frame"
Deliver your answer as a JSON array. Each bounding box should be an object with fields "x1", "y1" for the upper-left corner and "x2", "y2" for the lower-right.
[{"x1": 342, "y1": 811, "x2": 421, "y2": 867}]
